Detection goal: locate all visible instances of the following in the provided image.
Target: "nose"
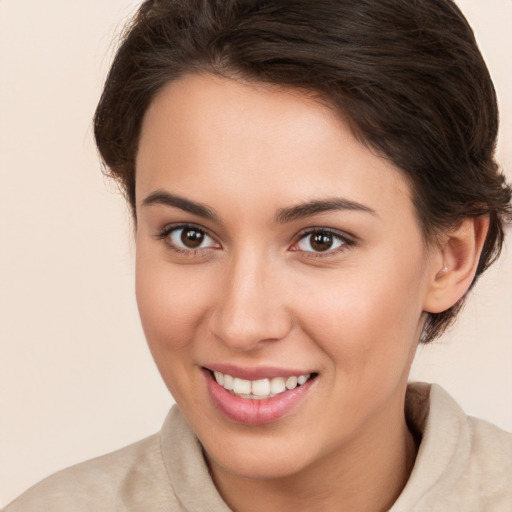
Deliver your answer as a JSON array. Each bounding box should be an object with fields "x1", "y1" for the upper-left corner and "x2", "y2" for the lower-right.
[{"x1": 208, "y1": 252, "x2": 293, "y2": 352}]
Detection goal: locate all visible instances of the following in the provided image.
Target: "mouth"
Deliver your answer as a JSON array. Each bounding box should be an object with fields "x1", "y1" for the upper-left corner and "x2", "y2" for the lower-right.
[
  {"x1": 210, "y1": 369, "x2": 314, "y2": 400},
  {"x1": 202, "y1": 366, "x2": 318, "y2": 425}
]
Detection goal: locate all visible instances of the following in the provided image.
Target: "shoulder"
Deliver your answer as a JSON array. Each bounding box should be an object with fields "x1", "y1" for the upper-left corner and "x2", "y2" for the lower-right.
[
  {"x1": 4, "y1": 406, "x2": 230, "y2": 512},
  {"x1": 428, "y1": 383, "x2": 512, "y2": 484},
  {"x1": 464, "y1": 414, "x2": 512, "y2": 503},
  {"x1": 4, "y1": 427, "x2": 177, "y2": 511},
  {"x1": 394, "y1": 383, "x2": 512, "y2": 511}
]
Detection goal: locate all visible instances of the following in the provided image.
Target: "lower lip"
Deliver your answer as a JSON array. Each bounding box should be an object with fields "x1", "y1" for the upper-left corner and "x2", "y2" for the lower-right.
[{"x1": 204, "y1": 370, "x2": 315, "y2": 426}]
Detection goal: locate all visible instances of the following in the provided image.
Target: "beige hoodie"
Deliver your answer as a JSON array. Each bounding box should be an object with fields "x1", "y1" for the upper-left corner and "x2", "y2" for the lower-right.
[{"x1": 4, "y1": 383, "x2": 512, "y2": 512}]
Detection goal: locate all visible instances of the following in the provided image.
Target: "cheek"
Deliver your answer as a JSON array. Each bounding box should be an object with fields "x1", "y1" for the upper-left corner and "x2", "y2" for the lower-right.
[
  {"x1": 294, "y1": 259, "x2": 425, "y2": 373},
  {"x1": 135, "y1": 256, "x2": 211, "y2": 353},
  {"x1": 135, "y1": 256, "x2": 217, "y2": 403}
]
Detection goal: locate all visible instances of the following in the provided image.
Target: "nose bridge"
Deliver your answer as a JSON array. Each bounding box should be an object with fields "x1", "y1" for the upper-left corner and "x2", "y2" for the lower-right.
[{"x1": 210, "y1": 246, "x2": 291, "y2": 350}]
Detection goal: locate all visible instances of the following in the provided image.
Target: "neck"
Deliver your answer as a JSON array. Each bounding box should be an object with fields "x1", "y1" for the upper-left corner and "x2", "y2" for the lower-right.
[{"x1": 208, "y1": 396, "x2": 418, "y2": 512}]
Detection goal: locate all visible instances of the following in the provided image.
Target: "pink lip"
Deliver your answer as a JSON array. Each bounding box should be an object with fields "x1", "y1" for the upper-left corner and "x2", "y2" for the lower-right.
[
  {"x1": 204, "y1": 363, "x2": 313, "y2": 381},
  {"x1": 202, "y1": 368, "x2": 316, "y2": 426}
]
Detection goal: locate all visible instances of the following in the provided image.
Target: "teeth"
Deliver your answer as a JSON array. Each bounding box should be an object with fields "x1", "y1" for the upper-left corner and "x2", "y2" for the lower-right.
[
  {"x1": 297, "y1": 375, "x2": 309, "y2": 385},
  {"x1": 252, "y1": 379, "x2": 271, "y2": 396},
  {"x1": 270, "y1": 377, "x2": 286, "y2": 394},
  {"x1": 212, "y1": 371, "x2": 311, "y2": 399},
  {"x1": 285, "y1": 376, "x2": 298, "y2": 390},
  {"x1": 233, "y1": 378, "x2": 251, "y2": 395},
  {"x1": 223, "y1": 374, "x2": 234, "y2": 390}
]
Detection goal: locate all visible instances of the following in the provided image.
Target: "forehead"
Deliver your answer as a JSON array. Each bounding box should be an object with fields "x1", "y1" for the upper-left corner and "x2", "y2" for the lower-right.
[{"x1": 136, "y1": 73, "x2": 414, "y2": 224}]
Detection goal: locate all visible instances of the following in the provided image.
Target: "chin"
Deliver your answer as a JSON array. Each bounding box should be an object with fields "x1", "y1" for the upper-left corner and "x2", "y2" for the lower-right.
[
  {"x1": 194, "y1": 418, "x2": 326, "y2": 481},
  {"x1": 205, "y1": 443, "x2": 313, "y2": 481}
]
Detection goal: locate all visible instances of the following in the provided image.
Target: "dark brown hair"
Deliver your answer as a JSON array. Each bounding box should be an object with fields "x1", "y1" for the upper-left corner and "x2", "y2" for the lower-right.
[{"x1": 94, "y1": 0, "x2": 511, "y2": 342}]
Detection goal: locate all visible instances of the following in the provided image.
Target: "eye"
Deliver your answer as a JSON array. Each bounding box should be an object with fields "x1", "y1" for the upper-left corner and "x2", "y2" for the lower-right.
[
  {"x1": 294, "y1": 229, "x2": 348, "y2": 254},
  {"x1": 161, "y1": 224, "x2": 219, "y2": 252}
]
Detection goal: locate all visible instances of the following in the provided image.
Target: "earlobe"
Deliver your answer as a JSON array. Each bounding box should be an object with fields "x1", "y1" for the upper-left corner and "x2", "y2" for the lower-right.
[{"x1": 423, "y1": 215, "x2": 490, "y2": 314}]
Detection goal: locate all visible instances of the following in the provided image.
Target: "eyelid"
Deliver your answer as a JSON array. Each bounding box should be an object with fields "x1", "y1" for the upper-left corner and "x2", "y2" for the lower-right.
[
  {"x1": 156, "y1": 223, "x2": 353, "y2": 258},
  {"x1": 156, "y1": 222, "x2": 221, "y2": 253},
  {"x1": 290, "y1": 227, "x2": 355, "y2": 256}
]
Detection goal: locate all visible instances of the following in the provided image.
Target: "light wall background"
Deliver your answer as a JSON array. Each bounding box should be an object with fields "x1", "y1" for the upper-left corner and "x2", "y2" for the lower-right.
[{"x1": 0, "y1": 0, "x2": 510, "y2": 506}]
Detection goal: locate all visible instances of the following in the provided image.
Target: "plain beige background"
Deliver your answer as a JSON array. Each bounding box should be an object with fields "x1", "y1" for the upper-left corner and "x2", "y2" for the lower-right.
[{"x1": 0, "y1": 0, "x2": 511, "y2": 506}]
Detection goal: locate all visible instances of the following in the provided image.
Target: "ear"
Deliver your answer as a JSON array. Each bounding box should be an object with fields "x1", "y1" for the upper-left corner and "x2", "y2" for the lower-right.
[{"x1": 423, "y1": 215, "x2": 490, "y2": 314}]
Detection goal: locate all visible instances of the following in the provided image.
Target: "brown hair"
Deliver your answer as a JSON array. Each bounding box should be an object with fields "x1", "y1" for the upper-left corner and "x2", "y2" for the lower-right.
[{"x1": 94, "y1": 0, "x2": 511, "y2": 342}]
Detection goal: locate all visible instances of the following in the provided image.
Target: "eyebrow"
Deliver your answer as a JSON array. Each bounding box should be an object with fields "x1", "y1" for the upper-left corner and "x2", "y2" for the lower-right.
[
  {"x1": 275, "y1": 198, "x2": 376, "y2": 224},
  {"x1": 141, "y1": 190, "x2": 376, "y2": 224},
  {"x1": 141, "y1": 190, "x2": 219, "y2": 220}
]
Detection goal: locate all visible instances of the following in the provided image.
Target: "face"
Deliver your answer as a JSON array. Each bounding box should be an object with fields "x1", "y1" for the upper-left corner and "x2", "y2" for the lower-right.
[{"x1": 135, "y1": 74, "x2": 438, "y2": 480}]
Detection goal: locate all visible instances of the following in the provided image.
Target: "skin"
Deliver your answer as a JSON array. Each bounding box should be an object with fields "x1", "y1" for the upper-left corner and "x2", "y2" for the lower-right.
[{"x1": 134, "y1": 73, "x2": 486, "y2": 512}]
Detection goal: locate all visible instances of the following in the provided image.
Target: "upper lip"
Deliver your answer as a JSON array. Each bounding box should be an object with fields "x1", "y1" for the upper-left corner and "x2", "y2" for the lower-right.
[{"x1": 203, "y1": 364, "x2": 316, "y2": 381}]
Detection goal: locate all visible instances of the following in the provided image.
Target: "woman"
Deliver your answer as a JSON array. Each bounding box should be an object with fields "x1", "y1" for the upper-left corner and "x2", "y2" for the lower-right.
[{"x1": 5, "y1": 0, "x2": 511, "y2": 510}]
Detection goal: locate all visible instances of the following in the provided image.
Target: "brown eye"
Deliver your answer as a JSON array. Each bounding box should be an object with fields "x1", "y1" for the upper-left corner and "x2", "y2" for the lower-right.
[
  {"x1": 181, "y1": 228, "x2": 205, "y2": 248},
  {"x1": 310, "y1": 232, "x2": 334, "y2": 251},
  {"x1": 166, "y1": 225, "x2": 218, "y2": 251},
  {"x1": 296, "y1": 230, "x2": 345, "y2": 253}
]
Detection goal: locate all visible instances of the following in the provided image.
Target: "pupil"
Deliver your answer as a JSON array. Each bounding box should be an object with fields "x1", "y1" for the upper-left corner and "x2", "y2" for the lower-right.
[
  {"x1": 181, "y1": 229, "x2": 204, "y2": 248},
  {"x1": 311, "y1": 232, "x2": 333, "y2": 251}
]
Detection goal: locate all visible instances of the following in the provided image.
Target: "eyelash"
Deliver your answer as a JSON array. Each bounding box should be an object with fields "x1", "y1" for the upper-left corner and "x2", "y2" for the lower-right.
[
  {"x1": 156, "y1": 223, "x2": 219, "y2": 256},
  {"x1": 156, "y1": 224, "x2": 354, "y2": 258},
  {"x1": 292, "y1": 228, "x2": 354, "y2": 259}
]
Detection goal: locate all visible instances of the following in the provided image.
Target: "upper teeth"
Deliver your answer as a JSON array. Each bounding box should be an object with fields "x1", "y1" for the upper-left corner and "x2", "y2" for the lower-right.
[{"x1": 213, "y1": 371, "x2": 311, "y2": 399}]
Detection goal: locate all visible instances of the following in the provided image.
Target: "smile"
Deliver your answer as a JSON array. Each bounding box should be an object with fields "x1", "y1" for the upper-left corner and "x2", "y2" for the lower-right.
[
  {"x1": 204, "y1": 367, "x2": 317, "y2": 425},
  {"x1": 213, "y1": 371, "x2": 312, "y2": 399}
]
